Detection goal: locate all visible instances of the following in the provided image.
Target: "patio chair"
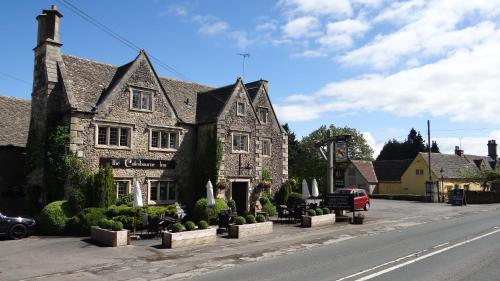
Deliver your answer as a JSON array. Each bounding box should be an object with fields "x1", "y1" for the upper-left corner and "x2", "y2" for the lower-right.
[
  {"x1": 277, "y1": 205, "x2": 290, "y2": 223},
  {"x1": 147, "y1": 216, "x2": 161, "y2": 237}
]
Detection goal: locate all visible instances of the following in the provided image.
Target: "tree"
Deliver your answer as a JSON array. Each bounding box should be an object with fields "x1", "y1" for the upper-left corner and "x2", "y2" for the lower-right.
[
  {"x1": 466, "y1": 170, "x2": 500, "y2": 191},
  {"x1": 377, "y1": 128, "x2": 438, "y2": 160},
  {"x1": 283, "y1": 123, "x2": 300, "y2": 179},
  {"x1": 89, "y1": 164, "x2": 115, "y2": 208}
]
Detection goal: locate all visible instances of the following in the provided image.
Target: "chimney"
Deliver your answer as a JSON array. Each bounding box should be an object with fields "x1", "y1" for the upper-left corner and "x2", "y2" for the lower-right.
[
  {"x1": 454, "y1": 146, "x2": 463, "y2": 156},
  {"x1": 36, "y1": 5, "x2": 63, "y2": 46},
  {"x1": 488, "y1": 140, "x2": 497, "y2": 160}
]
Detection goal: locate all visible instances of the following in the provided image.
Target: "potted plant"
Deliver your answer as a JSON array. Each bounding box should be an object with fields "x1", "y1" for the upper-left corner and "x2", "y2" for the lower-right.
[
  {"x1": 352, "y1": 213, "x2": 365, "y2": 225},
  {"x1": 162, "y1": 220, "x2": 217, "y2": 249},
  {"x1": 90, "y1": 218, "x2": 130, "y2": 247},
  {"x1": 229, "y1": 215, "x2": 273, "y2": 239},
  {"x1": 302, "y1": 207, "x2": 336, "y2": 227}
]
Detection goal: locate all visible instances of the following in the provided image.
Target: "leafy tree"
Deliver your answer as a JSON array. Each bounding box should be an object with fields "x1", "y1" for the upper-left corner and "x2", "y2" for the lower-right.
[
  {"x1": 89, "y1": 165, "x2": 115, "y2": 208},
  {"x1": 283, "y1": 123, "x2": 300, "y2": 179},
  {"x1": 466, "y1": 170, "x2": 500, "y2": 191},
  {"x1": 377, "y1": 128, "x2": 438, "y2": 160}
]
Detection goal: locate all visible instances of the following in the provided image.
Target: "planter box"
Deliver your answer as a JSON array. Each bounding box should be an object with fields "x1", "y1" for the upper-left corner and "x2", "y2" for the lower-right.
[
  {"x1": 302, "y1": 213, "x2": 336, "y2": 227},
  {"x1": 229, "y1": 221, "x2": 273, "y2": 239},
  {"x1": 90, "y1": 226, "x2": 130, "y2": 247},
  {"x1": 162, "y1": 227, "x2": 217, "y2": 249}
]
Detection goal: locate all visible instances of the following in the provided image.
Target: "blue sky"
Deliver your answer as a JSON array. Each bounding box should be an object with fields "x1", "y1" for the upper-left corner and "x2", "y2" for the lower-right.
[{"x1": 2, "y1": 0, "x2": 500, "y2": 158}]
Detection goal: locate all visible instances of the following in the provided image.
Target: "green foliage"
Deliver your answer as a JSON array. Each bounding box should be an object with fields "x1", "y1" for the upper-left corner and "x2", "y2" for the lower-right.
[
  {"x1": 287, "y1": 192, "x2": 305, "y2": 206},
  {"x1": 307, "y1": 209, "x2": 316, "y2": 216},
  {"x1": 112, "y1": 215, "x2": 135, "y2": 230},
  {"x1": 81, "y1": 207, "x2": 107, "y2": 228},
  {"x1": 283, "y1": 124, "x2": 300, "y2": 182},
  {"x1": 97, "y1": 218, "x2": 123, "y2": 231},
  {"x1": 38, "y1": 200, "x2": 75, "y2": 235},
  {"x1": 315, "y1": 208, "x2": 323, "y2": 215},
  {"x1": 185, "y1": 221, "x2": 196, "y2": 231},
  {"x1": 227, "y1": 199, "x2": 236, "y2": 212},
  {"x1": 377, "y1": 128, "x2": 439, "y2": 160},
  {"x1": 322, "y1": 208, "x2": 331, "y2": 214},
  {"x1": 145, "y1": 205, "x2": 176, "y2": 218},
  {"x1": 89, "y1": 165, "x2": 116, "y2": 208},
  {"x1": 45, "y1": 125, "x2": 71, "y2": 202},
  {"x1": 197, "y1": 220, "x2": 209, "y2": 229},
  {"x1": 116, "y1": 194, "x2": 133, "y2": 206},
  {"x1": 192, "y1": 198, "x2": 228, "y2": 223},
  {"x1": 466, "y1": 170, "x2": 500, "y2": 191},
  {"x1": 259, "y1": 196, "x2": 271, "y2": 206},
  {"x1": 246, "y1": 215, "x2": 256, "y2": 224},
  {"x1": 65, "y1": 215, "x2": 87, "y2": 236},
  {"x1": 171, "y1": 222, "x2": 185, "y2": 233},
  {"x1": 193, "y1": 132, "x2": 224, "y2": 203},
  {"x1": 235, "y1": 216, "x2": 246, "y2": 225},
  {"x1": 106, "y1": 205, "x2": 136, "y2": 217},
  {"x1": 275, "y1": 180, "x2": 293, "y2": 205},
  {"x1": 261, "y1": 202, "x2": 277, "y2": 216},
  {"x1": 261, "y1": 169, "x2": 272, "y2": 181},
  {"x1": 68, "y1": 189, "x2": 86, "y2": 214},
  {"x1": 256, "y1": 214, "x2": 266, "y2": 223}
]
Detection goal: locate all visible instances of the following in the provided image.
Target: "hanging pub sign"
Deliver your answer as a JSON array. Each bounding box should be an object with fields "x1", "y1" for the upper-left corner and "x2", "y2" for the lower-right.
[
  {"x1": 334, "y1": 140, "x2": 348, "y2": 162},
  {"x1": 99, "y1": 158, "x2": 176, "y2": 169}
]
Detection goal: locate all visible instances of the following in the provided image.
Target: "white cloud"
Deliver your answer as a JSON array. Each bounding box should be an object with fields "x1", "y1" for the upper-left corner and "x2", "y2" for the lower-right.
[
  {"x1": 435, "y1": 131, "x2": 500, "y2": 156},
  {"x1": 282, "y1": 16, "x2": 322, "y2": 39},
  {"x1": 198, "y1": 20, "x2": 229, "y2": 35},
  {"x1": 279, "y1": 0, "x2": 353, "y2": 18},
  {"x1": 256, "y1": 21, "x2": 278, "y2": 31},
  {"x1": 229, "y1": 31, "x2": 253, "y2": 49},
  {"x1": 291, "y1": 50, "x2": 327, "y2": 58},
  {"x1": 362, "y1": 131, "x2": 383, "y2": 158},
  {"x1": 317, "y1": 19, "x2": 370, "y2": 48},
  {"x1": 274, "y1": 104, "x2": 322, "y2": 122}
]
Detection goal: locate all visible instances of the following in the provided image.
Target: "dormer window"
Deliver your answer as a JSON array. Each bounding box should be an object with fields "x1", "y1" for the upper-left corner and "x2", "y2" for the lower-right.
[
  {"x1": 237, "y1": 102, "x2": 245, "y2": 116},
  {"x1": 130, "y1": 88, "x2": 153, "y2": 111},
  {"x1": 259, "y1": 107, "x2": 269, "y2": 124}
]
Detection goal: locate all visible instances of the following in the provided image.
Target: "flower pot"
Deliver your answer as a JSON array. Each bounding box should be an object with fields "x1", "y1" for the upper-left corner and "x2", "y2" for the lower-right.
[
  {"x1": 228, "y1": 221, "x2": 273, "y2": 239},
  {"x1": 162, "y1": 227, "x2": 217, "y2": 249},
  {"x1": 302, "y1": 213, "x2": 336, "y2": 227},
  {"x1": 90, "y1": 226, "x2": 130, "y2": 247},
  {"x1": 352, "y1": 216, "x2": 365, "y2": 225}
]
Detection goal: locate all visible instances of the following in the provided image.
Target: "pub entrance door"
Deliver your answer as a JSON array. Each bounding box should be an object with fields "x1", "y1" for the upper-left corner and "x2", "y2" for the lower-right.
[{"x1": 231, "y1": 181, "x2": 248, "y2": 215}]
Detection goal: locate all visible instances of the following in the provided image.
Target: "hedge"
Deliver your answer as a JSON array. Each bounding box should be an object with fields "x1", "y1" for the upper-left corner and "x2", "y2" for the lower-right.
[{"x1": 38, "y1": 200, "x2": 75, "y2": 235}]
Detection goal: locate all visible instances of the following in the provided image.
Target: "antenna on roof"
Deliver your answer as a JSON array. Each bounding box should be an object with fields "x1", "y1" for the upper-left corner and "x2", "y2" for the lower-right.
[{"x1": 237, "y1": 53, "x2": 250, "y2": 80}]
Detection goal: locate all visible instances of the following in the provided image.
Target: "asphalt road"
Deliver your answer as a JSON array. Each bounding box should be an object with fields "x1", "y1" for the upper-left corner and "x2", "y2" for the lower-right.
[{"x1": 188, "y1": 207, "x2": 500, "y2": 281}]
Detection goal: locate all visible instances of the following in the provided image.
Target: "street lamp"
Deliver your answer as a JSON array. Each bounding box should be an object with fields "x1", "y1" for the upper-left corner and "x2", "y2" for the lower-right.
[{"x1": 440, "y1": 168, "x2": 444, "y2": 203}]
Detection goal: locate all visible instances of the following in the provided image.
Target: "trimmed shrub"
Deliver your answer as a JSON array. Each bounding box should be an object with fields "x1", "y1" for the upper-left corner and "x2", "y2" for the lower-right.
[
  {"x1": 315, "y1": 208, "x2": 323, "y2": 216},
  {"x1": 65, "y1": 216, "x2": 87, "y2": 236},
  {"x1": 88, "y1": 165, "x2": 116, "y2": 208},
  {"x1": 227, "y1": 199, "x2": 236, "y2": 211},
  {"x1": 112, "y1": 215, "x2": 135, "y2": 230},
  {"x1": 68, "y1": 189, "x2": 86, "y2": 213},
  {"x1": 39, "y1": 200, "x2": 75, "y2": 235},
  {"x1": 275, "y1": 181, "x2": 293, "y2": 205},
  {"x1": 307, "y1": 209, "x2": 316, "y2": 216},
  {"x1": 246, "y1": 215, "x2": 256, "y2": 224},
  {"x1": 97, "y1": 218, "x2": 113, "y2": 229},
  {"x1": 322, "y1": 208, "x2": 331, "y2": 214},
  {"x1": 115, "y1": 194, "x2": 133, "y2": 206},
  {"x1": 261, "y1": 202, "x2": 277, "y2": 216},
  {"x1": 235, "y1": 216, "x2": 246, "y2": 225},
  {"x1": 192, "y1": 198, "x2": 228, "y2": 223},
  {"x1": 111, "y1": 220, "x2": 123, "y2": 231},
  {"x1": 256, "y1": 214, "x2": 266, "y2": 223},
  {"x1": 82, "y1": 207, "x2": 107, "y2": 227},
  {"x1": 185, "y1": 221, "x2": 196, "y2": 231},
  {"x1": 106, "y1": 205, "x2": 136, "y2": 217},
  {"x1": 171, "y1": 222, "x2": 185, "y2": 233},
  {"x1": 259, "y1": 196, "x2": 271, "y2": 206},
  {"x1": 287, "y1": 192, "x2": 305, "y2": 207},
  {"x1": 197, "y1": 220, "x2": 209, "y2": 230}
]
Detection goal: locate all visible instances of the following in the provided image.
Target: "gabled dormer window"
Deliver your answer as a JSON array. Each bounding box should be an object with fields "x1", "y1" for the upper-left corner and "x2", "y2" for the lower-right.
[
  {"x1": 259, "y1": 107, "x2": 269, "y2": 124},
  {"x1": 130, "y1": 88, "x2": 153, "y2": 111},
  {"x1": 237, "y1": 102, "x2": 245, "y2": 116}
]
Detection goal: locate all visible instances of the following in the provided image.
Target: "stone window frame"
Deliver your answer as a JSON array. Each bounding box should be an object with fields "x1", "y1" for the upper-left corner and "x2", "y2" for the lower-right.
[
  {"x1": 147, "y1": 179, "x2": 176, "y2": 205},
  {"x1": 115, "y1": 178, "x2": 132, "y2": 199},
  {"x1": 258, "y1": 107, "x2": 269, "y2": 124},
  {"x1": 262, "y1": 138, "x2": 272, "y2": 157},
  {"x1": 232, "y1": 132, "x2": 250, "y2": 153},
  {"x1": 129, "y1": 86, "x2": 154, "y2": 112},
  {"x1": 94, "y1": 122, "x2": 133, "y2": 150},
  {"x1": 147, "y1": 125, "x2": 182, "y2": 152},
  {"x1": 236, "y1": 101, "x2": 246, "y2": 116}
]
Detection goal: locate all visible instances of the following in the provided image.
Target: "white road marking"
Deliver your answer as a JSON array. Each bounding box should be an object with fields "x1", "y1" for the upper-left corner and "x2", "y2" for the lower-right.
[
  {"x1": 352, "y1": 227, "x2": 500, "y2": 281},
  {"x1": 432, "y1": 242, "x2": 450, "y2": 249}
]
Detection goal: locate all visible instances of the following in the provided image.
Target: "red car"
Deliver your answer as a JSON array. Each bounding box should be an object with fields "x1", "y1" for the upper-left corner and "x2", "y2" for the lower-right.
[{"x1": 334, "y1": 188, "x2": 370, "y2": 211}]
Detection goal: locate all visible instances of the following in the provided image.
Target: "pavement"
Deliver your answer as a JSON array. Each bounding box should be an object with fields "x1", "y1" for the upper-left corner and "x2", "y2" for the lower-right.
[{"x1": 1, "y1": 199, "x2": 499, "y2": 281}]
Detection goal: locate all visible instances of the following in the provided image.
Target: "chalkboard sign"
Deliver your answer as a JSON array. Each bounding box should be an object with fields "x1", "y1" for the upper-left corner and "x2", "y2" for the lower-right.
[
  {"x1": 449, "y1": 189, "x2": 466, "y2": 206},
  {"x1": 323, "y1": 193, "x2": 354, "y2": 211}
]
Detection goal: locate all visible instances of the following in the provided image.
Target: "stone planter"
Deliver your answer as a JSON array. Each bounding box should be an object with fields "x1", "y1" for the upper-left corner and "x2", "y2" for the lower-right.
[
  {"x1": 229, "y1": 221, "x2": 273, "y2": 239},
  {"x1": 90, "y1": 226, "x2": 130, "y2": 247},
  {"x1": 162, "y1": 227, "x2": 217, "y2": 249},
  {"x1": 302, "y1": 213, "x2": 336, "y2": 228}
]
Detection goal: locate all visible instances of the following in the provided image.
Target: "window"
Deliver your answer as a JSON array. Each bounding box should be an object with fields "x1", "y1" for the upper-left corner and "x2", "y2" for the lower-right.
[
  {"x1": 262, "y1": 138, "x2": 271, "y2": 157},
  {"x1": 259, "y1": 107, "x2": 269, "y2": 124},
  {"x1": 131, "y1": 88, "x2": 153, "y2": 111},
  {"x1": 237, "y1": 102, "x2": 245, "y2": 116},
  {"x1": 115, "y1": 180, "x2": 131, "y2": 198},
  {"x1": 150, "y1": 130, "x2": 178, "y2": 150},
  {"x1": 232, "y1": 133, "x2": 249, "y2": 153},
  {"x1": 96, "y1": 125, "x2": 131, "y2": 148},
  {"x1": 416, "y1": 169, "x2": 424, "y2": 175},
  {"x1": 149, "y1": 180, "x2": 176, "y2": 203}
]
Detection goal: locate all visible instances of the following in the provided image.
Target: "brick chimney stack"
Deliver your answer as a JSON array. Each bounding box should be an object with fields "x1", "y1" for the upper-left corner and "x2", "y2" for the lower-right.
[
  {"x1": 36, "y1": 5, "x2": 63, "y2": 46},
  {"x1": 454, "y1": 146, "x2": 464, "y2": 156},
  {"x1": 488, "y1": 140, "x2": 497, "y2": 160}
]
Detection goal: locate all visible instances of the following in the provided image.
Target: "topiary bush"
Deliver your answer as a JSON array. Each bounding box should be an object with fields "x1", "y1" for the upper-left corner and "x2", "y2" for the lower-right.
[
  {"x1": 322, "y1": 208, "x2": 331, "y2": 214},
  {"x1": 198, "y1": 220, "x2": 209, "y2": 229},
  {"x1": 246, "y1": 215, "x2": 256, "y2": 224},
  {"x1": 171, "y1": 222, "x2": 185, "y2": 233},
  {"x1": 38, "y1": 200, "x2": 75, "y2": 235},
  {"x1": 68, "y1": 189, "x2": 86, "y2": 214},
  {"x1": 259, "y1": 196, "x2": 271, "y2": 206},
  {"x1": 275, "y1": 180, "x2": 293, "y2": 205},
  {"x1": 261, "y1": 202, "x2": 277, "y2": 216},
  {"x1": 97, "y1": 218, "x2": 113, "y2": 229},
  {"x1": 235, "y1": 216, "x2": 246, "y2": 225},
  {"x1": 307, "y1": 209, "x2": 316, "y2": 216},
  {"x1": 192, "y1": 198, "x2": 228, "y2": 223},
  {"x1": 115, "y1": 193, "x2": 133, "y2": 206},
  {"x1": 315, "y1": 208, "x2": 323, "y2": 216},
  {"x1": 227, "y1": 199, "x2": 236, "y2": 212},
  {"x1": 111, "y1": 220, "x2": 123, "y2": 231},
  {"x1": 111, "y1": 215, "x2": 135, "y2": 230},
  {"x1": 185, "y1": 221, "x2": 196, "y2": 231},
  {"x1": 106, "y1": 204, "x2": 136, "y2": 217},
  {"x1": 65, "y1": 215, "x2": 87, "y2": 236},
  {"x1": 287, "y1": 192, "x2": 305, "y2": 207},
  {"x1": 256, "y1": 214, "x2": 266, "y2": 223}
]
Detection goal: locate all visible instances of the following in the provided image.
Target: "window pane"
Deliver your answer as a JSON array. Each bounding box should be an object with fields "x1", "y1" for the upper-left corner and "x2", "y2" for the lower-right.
[
  {"x1": 109, "y1": 127, "x2": 118, "y2": 145},
  {"x1": 159, "y1": 182, "x2": 168, "y2": 201},
  {"x1": 160, "y1": 132, "x2": 168, "y2": 149},
  {"x1": 98, "y1": 127, "x2": 107, "y2": 145},
  {"x1": 132, "y1": 91, "x2": 140, "y2": 108},
  {"x1": 233, "y1": 135, "x2": 239, "y2": 150},
  {"x1": 237, "y1": 102, "x2": 245, "y2": 115},
  {"x1": 169, "y1": 133, "x2": 177, "y2": 148},
  {"x1": 168, "y1": 182, "x2": 175, "y2": 200},
  {"x1": 151, "y1": 131, "x2": 159, "y2": 148},
  {"x1": 263, "y1": 140, "x2": 270, "y2": 156},
  {"x1": 120, "y1": 128, "x2": 129, "y2": 146},
  {"x1": 242, "y1": 135, "x2": 248, "y2": 151},
  {"x1": 117, "y1": 181, "x2": 128, "y2": 197},
  {"x1": 141, "y1": 93, "x2": 151, "y2": 110},
  {"x1": 150, "y1": 183, "x2": 158, "y2": 200}
]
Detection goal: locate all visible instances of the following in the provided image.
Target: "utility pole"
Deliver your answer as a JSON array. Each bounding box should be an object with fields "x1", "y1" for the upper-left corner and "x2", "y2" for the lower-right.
[{"x1": 237, "y1": 53, "x2": 250, "y2": 79}]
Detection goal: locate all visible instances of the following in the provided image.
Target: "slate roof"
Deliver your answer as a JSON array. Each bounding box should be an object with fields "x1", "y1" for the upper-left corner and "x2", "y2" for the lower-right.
[
  {"x1": 373, "y1": 159, "x2": 413, "y2": 182},
  {"x1": 420, "y1": 152, "x2": 479, "y2": 179},
  {"x1": 464, "y1": 154, "x2": 494, "y2": 171},
  {"x1": 196, "y1": 83, "x2": 236, "y2": 123},
  {"x1": 0, "y1": 96, "x2": 31, "y2": 147},
  {"x1": 350, "y1": 160, "x2": 378, "y2": 184},
  {"x1": 245, "y1": 81, "x2": 263, "y2": 102}
]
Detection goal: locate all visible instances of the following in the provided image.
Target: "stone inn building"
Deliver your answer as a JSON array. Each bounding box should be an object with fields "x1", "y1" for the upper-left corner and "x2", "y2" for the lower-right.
[{"x1": 27, "y1": 6, "x2": 288, "y2": 212}]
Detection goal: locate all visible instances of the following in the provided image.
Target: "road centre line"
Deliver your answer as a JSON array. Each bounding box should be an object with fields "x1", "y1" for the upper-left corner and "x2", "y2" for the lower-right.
[
  {"x1": 352, "y1": 227, "x2": 500, "y2": 281},
  {"x1": 432, "y1": 242, "x2": 450, "y2": 249}
]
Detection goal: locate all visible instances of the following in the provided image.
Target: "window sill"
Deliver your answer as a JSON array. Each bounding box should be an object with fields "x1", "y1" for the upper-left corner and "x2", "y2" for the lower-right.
[
  {"x1": 130, "y1": 108, "x2": 153, "y2": 113},
  {"x1": 149, "y1": 148, "x2": 178, "y2": 152},
  {"x1": 95, "y1": 145, "x2": 132, "y2": 150},
  {"x1": 232, "y1": 150, "x2": 249, "y2": 154}
]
